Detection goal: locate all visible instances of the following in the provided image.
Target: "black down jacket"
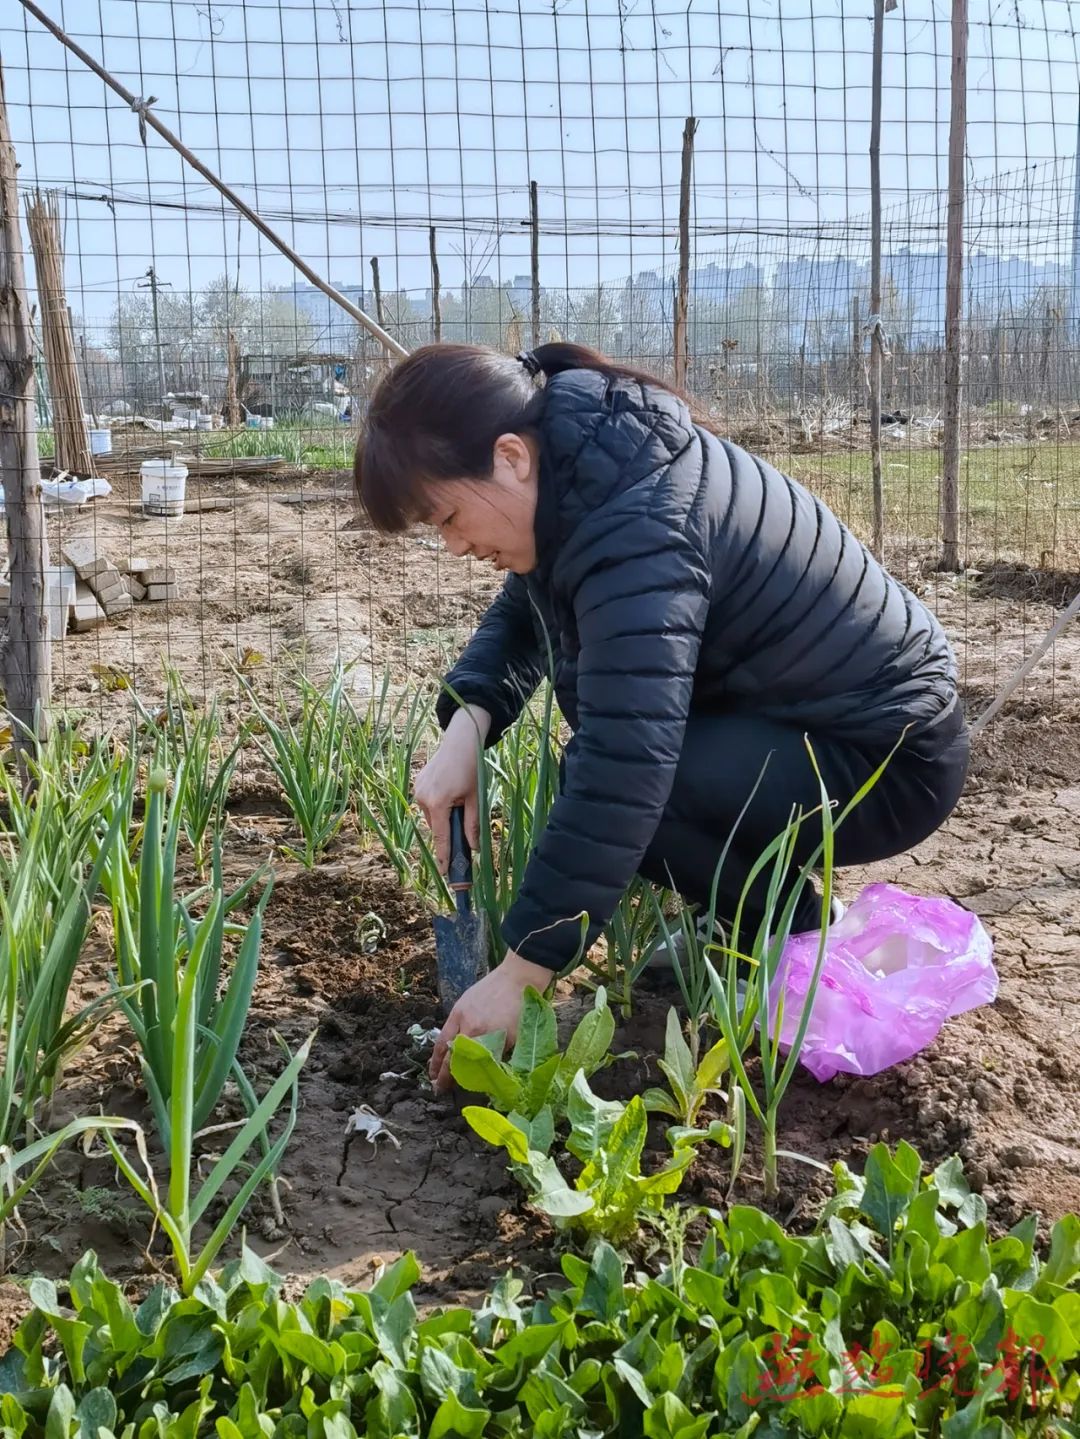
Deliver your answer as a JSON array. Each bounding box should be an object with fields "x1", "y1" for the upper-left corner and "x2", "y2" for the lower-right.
[{"x1": 436, "y1": 368, "x2": 957, "y2": 971}]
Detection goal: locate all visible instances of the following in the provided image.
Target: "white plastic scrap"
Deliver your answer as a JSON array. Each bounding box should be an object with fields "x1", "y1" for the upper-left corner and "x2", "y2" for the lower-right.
[
  {"x1": 407, "y1": 1023, "x2": 440, "y2": 1050},
  {"x1": 344, "y1": 1105, "x2": 401, "y2": 1152}
]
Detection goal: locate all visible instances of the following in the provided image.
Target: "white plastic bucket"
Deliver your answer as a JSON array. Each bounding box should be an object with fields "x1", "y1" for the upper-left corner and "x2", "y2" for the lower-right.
[
  {"x1": 89, "y1": 428, "x2": 112, "y2": 455},
  {"x1": 141, "y1": 459, "x2": 188, "y2": 517}
]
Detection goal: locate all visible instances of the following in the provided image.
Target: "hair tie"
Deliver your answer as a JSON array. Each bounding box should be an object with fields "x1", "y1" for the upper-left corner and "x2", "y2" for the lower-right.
[{"x1": 517, "y1": 350, "x2": 542, "y2": 379}]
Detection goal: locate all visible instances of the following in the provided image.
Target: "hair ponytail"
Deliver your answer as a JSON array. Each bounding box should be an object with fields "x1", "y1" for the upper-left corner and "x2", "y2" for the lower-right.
[{"x1": 521, "y1": 341, "x2": 714, "y2": 430}]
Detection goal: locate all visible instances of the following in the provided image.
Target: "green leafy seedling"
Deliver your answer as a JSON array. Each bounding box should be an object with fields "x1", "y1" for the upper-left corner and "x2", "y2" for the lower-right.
[
  {"x1": 465, "y1": 1075, "x2": 703, "y2": 1246},
  {"x1": 450, "y1": 986, "x2": 621, "y2": 1142},
  {"x1": 644, "y1": 1008, "x2": 731, "y2": 1129}
]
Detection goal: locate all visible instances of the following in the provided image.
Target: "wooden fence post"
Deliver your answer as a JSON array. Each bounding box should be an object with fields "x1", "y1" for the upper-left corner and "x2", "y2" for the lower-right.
[
  {"x1": 940, "y1": 0, "x2": 968, "y2": 572},
  {"x1": 429, "y1": 227, "x2": 442, "y2": 344},
  {"x1": 529, "y1": 181, "x2": 541, "y2": 350},
  {"x1": 0, "y1": 57, "x2": 52, "y2": 753},
  {"x1": 673, "y1": 117, "x2": 698, "y2": 391},
  {"x1": 868, "y1": 0, "x2": 887, "y2": 561}
]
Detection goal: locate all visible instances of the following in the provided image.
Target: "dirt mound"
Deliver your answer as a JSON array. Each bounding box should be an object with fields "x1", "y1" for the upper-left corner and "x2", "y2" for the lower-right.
[{"x1": 972, "y1": 561, "x2": 1080, "y2": 608}]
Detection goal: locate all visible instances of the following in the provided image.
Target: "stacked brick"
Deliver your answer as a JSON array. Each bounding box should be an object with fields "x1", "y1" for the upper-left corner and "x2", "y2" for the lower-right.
[{"x1": 0, "y1": 540, "x2": 181, "y2": 636}]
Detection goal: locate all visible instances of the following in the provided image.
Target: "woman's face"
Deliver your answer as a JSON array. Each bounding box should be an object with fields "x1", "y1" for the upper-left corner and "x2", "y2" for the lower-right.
[{"x1": 425, "y1": 432, "x2": 539, "y2": 574}]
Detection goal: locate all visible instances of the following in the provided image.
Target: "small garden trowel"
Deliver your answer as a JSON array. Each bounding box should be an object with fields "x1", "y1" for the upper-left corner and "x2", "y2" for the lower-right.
[{"x1": 432, "y1": 806, "x2": 488, "y2": 1016}]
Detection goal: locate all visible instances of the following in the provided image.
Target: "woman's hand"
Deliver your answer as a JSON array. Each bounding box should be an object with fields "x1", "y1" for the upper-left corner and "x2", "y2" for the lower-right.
[
  {"x1": 429, "y1": 949, "x2": 554, "y2": 1093},
  {"x1": 413, "y1": 705, "x2": 492, "y2": 873}
]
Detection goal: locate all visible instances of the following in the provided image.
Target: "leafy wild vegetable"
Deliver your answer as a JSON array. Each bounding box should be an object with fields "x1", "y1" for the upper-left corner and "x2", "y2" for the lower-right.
[
  {"x1": 465, "y1": 1071, "x2": 717, "y2": 1245},
  {"x1": 6, "y1": 1145, "x2": 1077, "y2": 1437},
  {"x1": 449, "y1": 985, "x2": 621, "y2": 1146}
]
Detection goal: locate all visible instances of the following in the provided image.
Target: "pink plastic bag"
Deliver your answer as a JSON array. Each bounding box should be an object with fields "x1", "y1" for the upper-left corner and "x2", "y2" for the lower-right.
[{"x1": 768, "y1": 883, "x2": 997, "y2": 1082}]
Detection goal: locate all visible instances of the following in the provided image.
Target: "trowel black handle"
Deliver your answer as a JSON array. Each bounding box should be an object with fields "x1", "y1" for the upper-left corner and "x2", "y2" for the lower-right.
[{"x1": 447, "y1": 805, "x2": 473, "y2": 912}]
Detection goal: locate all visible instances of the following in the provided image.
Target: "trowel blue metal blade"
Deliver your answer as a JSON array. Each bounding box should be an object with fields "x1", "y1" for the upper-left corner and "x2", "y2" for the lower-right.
[{"x1": 432, "y1": 910, "x2": 488, "y2": 1016}]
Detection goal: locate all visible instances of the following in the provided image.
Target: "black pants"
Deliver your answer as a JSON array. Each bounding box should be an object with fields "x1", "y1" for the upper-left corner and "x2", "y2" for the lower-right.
[{"x1": 636, "y1": 703, "x2": 970, "y2": 935}]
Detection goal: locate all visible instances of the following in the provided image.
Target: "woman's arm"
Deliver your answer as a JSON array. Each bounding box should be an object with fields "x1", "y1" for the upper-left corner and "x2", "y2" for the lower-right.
[
  {"x1": 435, "y1": 573, "x2": 546, "y2": 745},
  {"x1": 500, "y1": 513, "x2": 711, "y2": 972}
]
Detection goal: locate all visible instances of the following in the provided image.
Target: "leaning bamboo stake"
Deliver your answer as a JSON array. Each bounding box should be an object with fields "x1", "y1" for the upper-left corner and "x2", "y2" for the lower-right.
[
  {"x1": 18, "y1": 0, "x2": 407, "y2": 362},
  {"x1": 25, "y1": 188, "x2": 94, "y2": 476},
  {"x1": 970, "y1": 585, "x2": 1080, "y2": 738},
  {"x1": 0, "y1": 58, "x2": 52, "y2": 751}
]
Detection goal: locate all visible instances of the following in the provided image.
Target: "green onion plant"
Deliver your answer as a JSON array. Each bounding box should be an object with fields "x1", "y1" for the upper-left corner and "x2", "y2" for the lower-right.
[
  {"x1": 241, "y1": 663, "x2": 353, "y2": 868},
  {"x1": 350, "y1": 673, "x2": 447, "y2": 909},
  {"x1": 160, "y1": 670, "x2": 241, "y2": 874},
  {"x1": 705, "y1": 740, "x2": 897, "y2": 1197},
  {"x1": 97, "y1": 765, "x2": 269, "y2": 1146},
  {"x1": 472, "y1": 681, "x2": 561, "y2": 956},
  {"x1": 96, "y1": 765, "x2": 311, "y2": 1288}
]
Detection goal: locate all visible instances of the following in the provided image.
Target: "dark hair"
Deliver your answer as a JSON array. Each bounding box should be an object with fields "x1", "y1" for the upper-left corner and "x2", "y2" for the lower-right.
[{"x1": 354, "y1": 340, "x2": 701, "y2": 534}]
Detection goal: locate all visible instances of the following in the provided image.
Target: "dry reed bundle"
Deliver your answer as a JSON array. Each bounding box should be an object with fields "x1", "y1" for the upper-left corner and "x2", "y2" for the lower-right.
[{"x1": 25, "y1": 188, "x2": 94, "y2": 477}]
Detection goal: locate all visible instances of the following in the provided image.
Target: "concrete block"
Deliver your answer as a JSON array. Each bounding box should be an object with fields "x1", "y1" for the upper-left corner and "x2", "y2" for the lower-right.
[
  {"x1": 88, "y1": 567, "x2": 125, "y2": 602},
  {"x1": 140, "y1": 566, "x2": 177, "y2": 586},
  {"x1": 103, "y1": 591, "x2": 134, "y2": 618},
  {"x1": 145, "y1": 582, "x2": 180, "y2": 602},
  {"x1": 45, "y1": 564, "x2": 77, "y2": 641},
  {"x1": 125, "y1": 575, "x2": 148, "y2": 601},
  {"x1": 71, "y1": 580, "x2": 106, "y2": 632},
  {"x1": 62, "y1": 539, "x2": 112, "y2": 581},
  {"x1": 121, "y1": 557, "x2": 152, "y2": 575}
]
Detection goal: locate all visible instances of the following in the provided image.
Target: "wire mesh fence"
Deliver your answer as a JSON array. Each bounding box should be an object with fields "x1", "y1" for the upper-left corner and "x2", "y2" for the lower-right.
[{"x1": 2, "y1": 0, "x2": 1080, "y2": 728}]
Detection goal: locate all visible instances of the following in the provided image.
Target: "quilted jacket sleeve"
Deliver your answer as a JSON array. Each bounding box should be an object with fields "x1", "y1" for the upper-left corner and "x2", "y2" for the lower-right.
[
  {"x1": 435, "y1": 573, "x2": 546, "y2": 746},
  {"x1": 501, "y1": 513, "x2": 711, "y2": 970}
]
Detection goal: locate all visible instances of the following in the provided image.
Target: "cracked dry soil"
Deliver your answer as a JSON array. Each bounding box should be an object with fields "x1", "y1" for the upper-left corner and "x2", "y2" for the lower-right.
[{"x1": 2, "y1": 546, "x2": 1079, "y2": 1345}]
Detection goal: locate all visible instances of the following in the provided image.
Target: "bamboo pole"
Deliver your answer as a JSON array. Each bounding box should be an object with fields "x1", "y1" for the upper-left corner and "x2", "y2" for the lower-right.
[
  {"x1": 940, "y1": 0, "x2": 968, "y2": 572},
  {"x1": 673, "y1": 117, "x2": 698, "y2": 392},
  {"x1": 0, "y1": 58, "x2": 52, "y2": 752},
  {"x1": 25, "y1": 189, "x2": 94, "y2": 476},
  {"x1": 970, "y1": 586, "x2": 1080, "y2": 737},
  {"x1": 868, "y1": 1, "x2": 886, "y2": 561},
  {"x1": 17, "y1": 0, "x2": 407, "y2": 361}
]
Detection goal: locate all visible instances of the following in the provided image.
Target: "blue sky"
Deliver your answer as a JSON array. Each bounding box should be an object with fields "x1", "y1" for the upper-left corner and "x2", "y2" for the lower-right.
[{"x1": 3, "y1": 0, "x2": 1078, "y2": 333}]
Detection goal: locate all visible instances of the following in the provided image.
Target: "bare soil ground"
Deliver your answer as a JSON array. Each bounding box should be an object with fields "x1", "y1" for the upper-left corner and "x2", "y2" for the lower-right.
[{"x1": 1, "y1": 472, "x2": 1078, "y2": 1345}]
